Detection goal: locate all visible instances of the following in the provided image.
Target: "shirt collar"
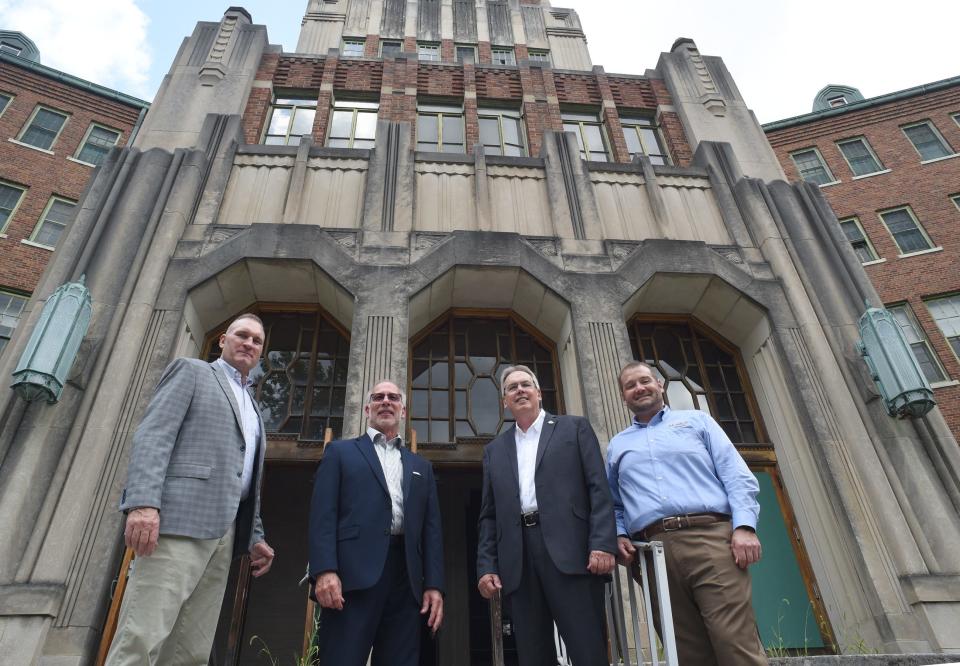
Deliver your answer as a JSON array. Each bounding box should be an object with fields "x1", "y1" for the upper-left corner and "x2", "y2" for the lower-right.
[
  {"x1": 367, "y1": 427, "x2": 404, "y2": 449},
  {"x1": 216, "y1": 357, "x2": 254, "y2": 389},
  {"x1": 516, "y1": 409, "x2": 547, "y2": 437},
  {"x1": 633, "y1": 404, "x2": 670, "y2": 428}
]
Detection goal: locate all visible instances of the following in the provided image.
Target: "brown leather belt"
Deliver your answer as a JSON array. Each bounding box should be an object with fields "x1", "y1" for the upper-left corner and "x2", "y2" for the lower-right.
[{"x1": 633, "y1": 512, "x2": 730, "y2": 541}]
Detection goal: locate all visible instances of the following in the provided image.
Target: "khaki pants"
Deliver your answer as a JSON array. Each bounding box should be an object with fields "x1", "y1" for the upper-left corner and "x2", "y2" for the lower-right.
[
  {"x1": 106, "y1": 525, "x2": 234, "y2": 666},
  {"x1": 637, "y1": 521, "x2": 767, "y2": 666}
]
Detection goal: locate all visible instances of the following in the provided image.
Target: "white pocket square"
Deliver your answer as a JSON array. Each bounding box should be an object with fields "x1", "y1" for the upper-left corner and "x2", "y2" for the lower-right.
[{"x1": 413, "y1": 471, "x2": 422, "y2": 477}]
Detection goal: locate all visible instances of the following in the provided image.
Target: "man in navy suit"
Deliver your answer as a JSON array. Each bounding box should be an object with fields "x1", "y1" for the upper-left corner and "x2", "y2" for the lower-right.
[
  {"x1": 309, "y1": 380, "x2": 444, "y2": 666},
  {"x1": 477, "y1": 365, "x2": 617, "y2": 666}
]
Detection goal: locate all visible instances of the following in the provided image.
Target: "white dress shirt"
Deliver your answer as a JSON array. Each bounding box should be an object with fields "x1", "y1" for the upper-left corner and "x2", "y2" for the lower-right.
[
  {"x1": 368, "y1": 427, "x2": 405, "y2": 534},
  {"x1": 215, "y1": 358, "x2": 261, "y2": 500},
  {"x1": 515, "y1": 409, "x2": 546, "y2": 513}
]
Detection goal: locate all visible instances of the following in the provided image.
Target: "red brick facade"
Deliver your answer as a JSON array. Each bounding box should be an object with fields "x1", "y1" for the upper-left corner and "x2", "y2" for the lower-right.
[
  {"x1": 0, "y1": 56, "x2": 145, "y2": 297},
  {"x1": 766, "y1": 82, "x2": 960, "y2": 437}
]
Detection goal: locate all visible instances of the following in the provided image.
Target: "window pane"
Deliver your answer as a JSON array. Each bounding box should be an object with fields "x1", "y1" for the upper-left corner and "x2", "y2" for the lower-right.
[
  {"x1": 792, "y1": 149, "x2": 831, "y2": 185},
  {"x1": 838, "y1": 139, "x2": 881, "y2": 176},
  {"x1": 890, "y1": 306, "x2": 946, "y2": 383},
  {"x1": 623, "y1": 127, "x2": 642, "y2": 154},
  {"x1": 881, "y1": 209, "x2": 931, "y2": 253},
  {"x1": 78, "y1": 126, "x2": 121, "y2": 165},
  {"x1": 417, "y1": 114, "x2": 438, "y2": 147},
  {"x1": 442, "y1": 116, "x2": 463, "y2": 144},
  {"x1": 479, "y1": 117, "x2": 500, "y2": 147},
  {"x1": 456, "y1": 46, "x2": 475, "y2": 63},
  {"x1": 290, "y1": 108, "x2": 316, "y2": 137},
  {"x1": 267, "y1": 108, "x2": 292, "y2": 136},
  {"x1": 354, "y1": 110, "x2": 378, "y2": 140},
  {"x1": 0, "y1": 93, "x2": 10, "y2": 115},
  {"x1": 0, "y1": 183, "x2": 25, "y2": 228},
  {"x1": 34, "y1": 199, "x2": 76, "y2": 247},
  {"x1": 0, "y1": 292, "x2": 28, "y2": 355},
  {"x1": 329, "y1": 110, "x2": 353, "y2": 140},
  {"x1": 904, "y1": 123, "x2": 951, "y2": 161},
  {"x1": 381, "y1": 41, "x2": 401, "y2": 57},
  {"x1": 502, "y1": 116, "x2": 520, "y2": 145},
  {"x1": 22, "y1": 108, "x2": 67, "y2": 149},
  {"x1": 928, "y1": 296, "x2": 960, "y2": 348}
]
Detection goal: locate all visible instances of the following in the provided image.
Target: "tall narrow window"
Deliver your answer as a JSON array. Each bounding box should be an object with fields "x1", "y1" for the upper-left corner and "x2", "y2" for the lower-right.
[
  {"x1": 30, "y1": 197, "x2": 76, "y2": 248},
  {"x1": 0, "y1": 291, "x2": 28, "y2": 355},
  {"x1": 926, "y1": 295, "x2": 960, "y2": 360},
  {"x1": 789, "y1": 148, "x2": 834, "y2": 185},
  {"x1": 0, "y1": 181, "x2": 27, "y2": 233},
  {"x1": 418, "y1": 43, "x2": 440, "y2": 62},
  {"x1": 327, "y1": 100, "x2": 378, "y2": 149},
  {"x1": 888, "y1": 304, "x2": 947, "y2": 383},
  {"x1": 478, "y1": 108, "x2": 525, "y2": 156},
  {"x1": 902, "y1": 121, "x2": 953, "y2": 161},
  {"x1": 878, "y1": 207, "x2": 934, "y2": 255},
  {"x1": 18, "y1": 106, "x2": 68, "y2": 151},
  {"x1": 490, "y1": 47, "x2": 515, "y2": 66},
  {"x1": 409, "y1": 313, "x2": 561, "y2": 444},
  {"x1": 562, "y1": 111, "x2": 609, "y2": 162},
  {"x1": 836, "y1": 137, "x2": 883, "y2": 176},
  {"x1": 839, "y1": 217, "x2": 879, "y2": 263},
  {"x1": 263, "y1": 97, "x2": 317, "y2": 145},
  {"x1": 75, "y1": 124, "x2": 121, "y2": 166},
  {"x1": 416, "y1": 104, "x2": 464, "y2": 153},
  {"x1": 621, "y1": 116, "x2": 669, "y2": 165},
  {"x1": 341, "y1": 39, "x2": 365, "y2": 58}
]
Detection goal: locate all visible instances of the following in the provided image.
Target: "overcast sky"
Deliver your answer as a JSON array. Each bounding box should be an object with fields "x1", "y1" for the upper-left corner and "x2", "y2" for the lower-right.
[{"x1": 1, "y1": 0, "x2": 957, "y2": 123}]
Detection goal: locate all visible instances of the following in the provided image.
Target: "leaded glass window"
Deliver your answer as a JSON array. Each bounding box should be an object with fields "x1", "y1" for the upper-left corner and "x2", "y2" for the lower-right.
[
  {"x1": 628, "y1": 318, "x2": 760, "y2": 443},
  {"x1": 409, "y1": 313, "x2": 560, "y2": 444}
]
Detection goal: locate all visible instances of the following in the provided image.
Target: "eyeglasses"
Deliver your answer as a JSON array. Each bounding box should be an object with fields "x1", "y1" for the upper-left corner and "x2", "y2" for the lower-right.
[
  {"x1": 369, "y1": 392, "x2": 403, "y2": 404},
  {"x1": 504, "y1": 380, "x2": 536, "y2": 394}
]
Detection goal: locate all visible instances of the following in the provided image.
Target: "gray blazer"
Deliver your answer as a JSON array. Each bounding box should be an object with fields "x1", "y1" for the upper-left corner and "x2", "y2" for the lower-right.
[{"x1": 120, "y1": 358, "x2": 266, "y2": 555}]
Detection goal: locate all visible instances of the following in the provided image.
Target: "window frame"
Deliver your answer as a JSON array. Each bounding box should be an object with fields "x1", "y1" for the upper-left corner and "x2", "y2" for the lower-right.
[
  {"x1": 0, "y1": 91, "x2": 12, "y2": 118},
  {"x1": 417, "y1": 42, "x2": 441, "y2": 62},
  {"x1": 527, "y1": 49, "x2": 551, "y2": 66},
  {"x1": 925, "y1": 294, "x2": 960, "y2": 364},
  {"x1": 952, "y1": 194, "x2": 960, "y2": 212},
  {"x1": 16, "y1": 105, "x2": 69, "y2": 152},
  {"x1": 620, "y1": 115, "x2": 670, "y2": 165},
  {"x1": 0, "y1": 289, "x2": 29, "y2": 357},
  {"x1": 0, "y1": 43, "x2": 22, "y2": 56},
  {"x1": 379, "y1": 40, "x2": 402, "y2": 58},
  {"x1": 789, "y1": 147, "x2": 836, "y2": 186},
  {"x1": 0, "y1": 180, "x2": 28, "y2": 235},
  {"x1": 72, "y1": 123, "x2": 122, "y2": 166},
  {"x1": 887, "y1": 303, "x2": 948, "y2": 384},
  {"x1": 28, "y1": 196, "x2": 77, "y2": 249},
  {"x1": 901, "y1": 120, "x2": 954, "y2": 162},
  {"x1": 838, "y1": 216, "x2": 880, "y2": 264},
  {"x1": 877, "y1": 206, "x2": 935, "y2": 256},
  {"x1": 561, "y1": 110, "x2": 610, "y2": 162},
  {"x1": 477, "y1": 107, "x2": 526, "y2": 157},
  {"x1": 455, "y1": 44, "x2": 477, "y2": 64},
  {"x1": 326, "y1": 99, "x2": 379, "y2": 149},
  {"x1": 341, "y1": 38, "x2": 366, "y2": 58},
  {"x1": 827, "y1": 95, "x2": 848, "y2": 108},
  {"x1": 261, "y1": 95, "x2": 318, "y2": 146},
  {"x1": 836, "y1": 136, "x2": 884, "y2": 177},
  {"x1": 416, "y1": 103, "x2": 466, "y2": 153},
  {"x1": 490, "y1": 47, "x2": 516, "y2": 66}
]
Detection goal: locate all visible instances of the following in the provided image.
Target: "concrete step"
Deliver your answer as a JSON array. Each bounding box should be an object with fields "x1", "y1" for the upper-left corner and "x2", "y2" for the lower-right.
[{"x1": 768, "y1": 656, "x2": 960, "y2": 666}]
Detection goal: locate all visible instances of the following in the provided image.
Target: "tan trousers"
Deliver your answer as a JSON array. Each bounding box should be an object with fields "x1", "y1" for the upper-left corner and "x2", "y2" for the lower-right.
[
  {"x1": 638, "y1": 521, "x2": 768, "y2": 666},
  {"x1": 105, "y1": 525, "x2": 234, "y2": 666}
]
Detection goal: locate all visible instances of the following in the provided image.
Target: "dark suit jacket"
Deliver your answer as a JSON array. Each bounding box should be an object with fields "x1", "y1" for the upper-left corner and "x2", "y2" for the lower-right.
[
  {"x1": 309, "y1": 434, "x2": 444, "y2": 601},
  {"x1": 477, "y1": 414, "x2": 617, "y2": 595}
]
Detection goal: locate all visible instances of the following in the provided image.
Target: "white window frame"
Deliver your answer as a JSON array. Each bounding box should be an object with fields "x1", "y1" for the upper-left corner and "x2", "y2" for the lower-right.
[
  {"x1": 888, "y1": 303, "x2": 948, "y2": 384},
  {"x1": 952, "y1": 194, "x2": 960, "y2": 212},
  {"x1": 827, "y1": 95, "x2": 848, "y2": 108},
  {"x1": 620, "y1": 116, "x2": 670, "y2": 165},
  {"x1": 878, "y1": 206, "x2": 936, "y2": 256},
  {"x1": 341, "y1": 38, "x2": 365, "y2": 58},
  {"x1": 16, "y1": 105, "x2": 69, "y2": 152},
  {"x1": 901, "y1": 120, "x2": 954, "y2": 162},
  {"x1": 28, "y1": 196, "x2": 77, "y2": 250},
  {"x1": 262, "y1": 95, "x2": 318, "y2": 145},
  {"x1": 0, "y1": 91, "x2": 12, "y2": 118},
  {"x1": 925, "y1": 294, "x2": 960, "y2": 364},
  {"x1": 490, "y1": 47, "x2": 516, "y2": 66},
  {"x1": 416, "y1": 103, "x2": 465, "y2": 153},
  {"x1": 379, "y1": 40, "x2": 402, "y2": 58},
  {"x1": 562, "y1": 111, "x2": 610, "y2": 162},
  {"x1": 0, "y1": 42, "x2": 22, "y2": 56},
  {"x1": 477, "y1": 107, "x2": 526, "y2": 157},
  {"x1": 836, "y1": 136, "x2": 884, "y2": 177},
  {"x1": 72, "y1": 123, "x2": 122, "y2": 166},
  {"x1": 0, "y1": 290, "x2": 29, "y2": 356},
  {"x1": 455, "y1": 44, "x2": 477, "y2": 64},
  {"x1": 528, "y1": 49, "x2": 551, "y2": 66},
  {"x1": 838, "y1": 216, "x2": 880, "y2": 264},
  {"x1": 327, "y1": 99, "x2": 379, "y2": 149},
  {"x1": 789, "y1": 147, "x2": 837, "y2": 186},
  {"x1": 417, "y1": 42, "x2": 440, "y2": 62},
  {"x1": 0, "y1": 180, "x2": 27, "y2": 235}
]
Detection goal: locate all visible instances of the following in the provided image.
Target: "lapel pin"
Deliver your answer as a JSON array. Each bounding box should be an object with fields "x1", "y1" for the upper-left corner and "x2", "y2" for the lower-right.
[
  {"x1": 547, "y1": 420, "x2": 555, "y2": 425},
  {"x1": 413, "y1": 470, "x2": 422, "y2": 477}
]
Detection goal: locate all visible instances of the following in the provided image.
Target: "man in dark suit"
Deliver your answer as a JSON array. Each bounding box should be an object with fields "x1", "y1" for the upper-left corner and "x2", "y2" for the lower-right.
[
  {"x1": 108, "y1": 313, "x2": 275, "y2": 664},
  {"x1": 477, "y1": 364, "x2": 617, "y2": 666},
  {"x1": 309, "y1": 380, "x2": 444, "y2": 666}
]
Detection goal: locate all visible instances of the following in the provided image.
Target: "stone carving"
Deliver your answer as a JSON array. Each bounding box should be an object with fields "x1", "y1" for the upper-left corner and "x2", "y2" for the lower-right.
[
  {"x1": 526, "y1": 237, "x2": 559, "y2": 257},
  {"x1": 199, "y1": 14, "x2": 240, "y2": 84},
  {"x1": 679, "y1": 41, "x2": 726, "y2": 117},
  {"x1": 711, "y1": 246, "x2": 743, "y2": 264},
  {"x1": 414, "y1": 233, "x2": 447, "y2": 251},
  {"x1": 609, "y1": 242, "x2": 639, "y2": 261},
  {"x1": 328, "y1": 231, "x2": 358, "y2": 248}
]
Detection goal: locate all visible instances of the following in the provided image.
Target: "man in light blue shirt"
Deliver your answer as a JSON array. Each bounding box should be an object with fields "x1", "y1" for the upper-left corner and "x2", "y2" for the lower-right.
[{"x1": 607, "y1": 361, "x2": 767, "y2": 665}]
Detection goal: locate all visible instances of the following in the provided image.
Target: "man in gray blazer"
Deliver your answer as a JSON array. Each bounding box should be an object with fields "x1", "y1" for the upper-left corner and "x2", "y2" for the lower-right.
[
  {"x1": 107, "y1": 313, "x2": 275, "y2": 665},
  {"x1": 477, "y1": 365, "x2": 617, "y2": 666}
]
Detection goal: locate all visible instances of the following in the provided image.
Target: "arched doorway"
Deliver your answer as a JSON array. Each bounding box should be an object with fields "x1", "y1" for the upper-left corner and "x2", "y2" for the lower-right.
[
  {"x1": 627, "y1": 315, "x2": 834, "y2": 653},
  {"x1": 409, "y1": 309, "x2": 563, "y2": 665}
]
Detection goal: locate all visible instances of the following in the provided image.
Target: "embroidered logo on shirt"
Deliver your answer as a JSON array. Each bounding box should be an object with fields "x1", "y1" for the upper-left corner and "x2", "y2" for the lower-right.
[{"x1": 668, "y1": 421, "x2": 692, "y2": 429}]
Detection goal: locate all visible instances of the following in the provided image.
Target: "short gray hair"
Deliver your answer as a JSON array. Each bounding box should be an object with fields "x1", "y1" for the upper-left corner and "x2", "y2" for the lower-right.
[
  {"x1": 499, "y1": 365, "x2": 540, "y2": 396},
  {"x1": 366, "y1": 380, "x2": 407, "y2": 407}
]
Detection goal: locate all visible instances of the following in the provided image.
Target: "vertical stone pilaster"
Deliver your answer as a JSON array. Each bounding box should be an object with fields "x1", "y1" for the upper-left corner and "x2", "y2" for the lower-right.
[{"x1": 585, "y1": 321, "x2": 632, "y2": 447}]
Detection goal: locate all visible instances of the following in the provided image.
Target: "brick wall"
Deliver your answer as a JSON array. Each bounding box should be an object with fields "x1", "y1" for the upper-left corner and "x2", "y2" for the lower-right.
[
  {"x1": 766, "y1": 83, "x2": 960, "y2": 437},
  {"x1": 0, "y1": 60, "x2": 144, "y2": 296}
]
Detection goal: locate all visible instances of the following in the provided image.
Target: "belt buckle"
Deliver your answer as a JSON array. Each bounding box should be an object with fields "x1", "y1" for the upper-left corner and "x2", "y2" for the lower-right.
[
  {"x1": 522, "y1": 511, "x2": 537, "y2": 527},
  {"x1": 662, "y1": 515, "x2": 683, "y2": 532}
]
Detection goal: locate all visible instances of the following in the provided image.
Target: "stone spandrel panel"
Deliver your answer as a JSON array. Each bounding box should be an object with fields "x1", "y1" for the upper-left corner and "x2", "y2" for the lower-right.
[
  {"x1": 380, "y1": 0, "x2": 406, "y2": 38},
  {"x1": 298, "y1": 158, "x2": 369, "y2": 228},
  {"x1": 547, "y1": 34, "x2": 591, "y2": 71},
  {"x1": 413, "y1": 161, "x2": 477, "y2": 232},
  {"x1": 452, "y1": 0, "x2": 477, "y2": 42},
  {"x1": 487, "y1": 165, "x2": 553, "y2": 236},
  {"x1": 521, "y1": 6, "x2": 548, "y2": 48},
  {"x1": 344, "y1": 0, "x2": 372, "y2": 34},
  {"x1": 417, "y1": 0, "x2": 440, "y2": 40},
  {"x1": 486, "y1": 0, "x2": 514, "y2": 46}
]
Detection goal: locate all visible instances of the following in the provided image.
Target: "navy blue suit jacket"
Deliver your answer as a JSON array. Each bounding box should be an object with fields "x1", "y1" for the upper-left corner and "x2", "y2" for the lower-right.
[{"x1": 309, "y1": 434, "x2": 444, "y2": 601}]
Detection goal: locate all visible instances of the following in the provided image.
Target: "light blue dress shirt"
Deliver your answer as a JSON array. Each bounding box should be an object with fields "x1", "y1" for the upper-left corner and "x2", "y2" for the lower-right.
[
  {"x1": 215, "y1": 358, "x2": 261, "y2": 500},
  {"x1": 606, "y1": 405, "x2": 759, "y2": 537}
]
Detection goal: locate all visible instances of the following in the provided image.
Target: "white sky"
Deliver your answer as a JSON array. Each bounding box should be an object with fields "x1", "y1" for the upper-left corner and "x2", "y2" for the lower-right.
[{"x1": 1, "y1": 0, "x2": 957, "y2": 123}]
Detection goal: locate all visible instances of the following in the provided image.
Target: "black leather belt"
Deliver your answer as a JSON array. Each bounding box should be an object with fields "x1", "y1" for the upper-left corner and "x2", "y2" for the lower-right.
[
  {"x1": 633, "y1": 512, "x2": 730, "y2": 541},
  {"x1": 389, "y1": 534, "x2": 404, "y2": 547},
  {"x1": 521, "y1": 511, "x2": 540, "y2": 527}
]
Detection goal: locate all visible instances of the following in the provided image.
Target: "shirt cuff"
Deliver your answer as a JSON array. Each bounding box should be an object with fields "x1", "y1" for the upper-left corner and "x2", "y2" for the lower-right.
[{"x1": 731, "y1": 509, "x2": 757, "y2": 531}]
